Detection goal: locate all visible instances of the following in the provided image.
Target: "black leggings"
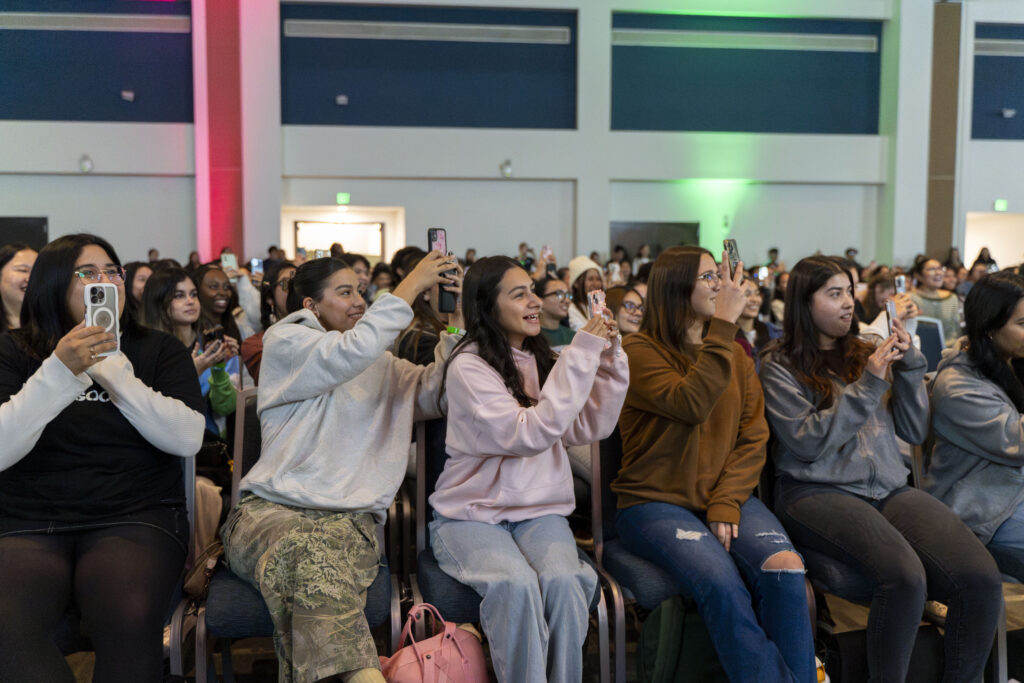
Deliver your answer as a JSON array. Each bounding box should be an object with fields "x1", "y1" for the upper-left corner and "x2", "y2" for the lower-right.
[{"x1": 0, "y1": 524, "x2": 184, "y2": 683}]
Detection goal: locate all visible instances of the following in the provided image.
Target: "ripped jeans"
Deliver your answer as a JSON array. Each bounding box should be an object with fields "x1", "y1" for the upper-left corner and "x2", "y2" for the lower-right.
[{"x1": 617, "y1": 497, "x2": 815, "y2": 683}]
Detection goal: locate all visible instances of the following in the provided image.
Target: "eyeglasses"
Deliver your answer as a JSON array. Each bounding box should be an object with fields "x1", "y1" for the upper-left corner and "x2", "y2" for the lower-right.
[
  {"x1": 543, "y1": 290, "x2": 573, "y2": 302},
  {"x1": 621, "y1": 301, "x2": 645, "y2": 314},
  {"x1": 696, "y1": 271, "x2": 721, "y2": 285},
  {"x1": 73, "y1": 267, "x2": 125, "y2": 284},
  {"x1": 276, "y1": 277, "x2": 292, "y2": 292}
]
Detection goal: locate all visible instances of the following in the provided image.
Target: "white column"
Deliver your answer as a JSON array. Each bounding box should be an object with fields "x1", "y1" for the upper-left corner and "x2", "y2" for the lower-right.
[
  {"x1": 878, "y1": 0, "x2": 934, "y2": 265},
  {"x1": 239, "y1": 0, "x2": 283, "y2": 259}
]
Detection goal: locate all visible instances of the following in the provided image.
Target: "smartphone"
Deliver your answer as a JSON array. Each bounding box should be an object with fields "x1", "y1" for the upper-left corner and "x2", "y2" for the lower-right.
[
  {"x1": 296, "y1": 247, "x2": 307, "y2": 258},
  {"x1": 723, "y1": 239, "x2": 741, "y2": 272},
  {"x1": 314, "y1": 249, "x2": 328, "y2": 259},
  {"x1": 250, "y1": 258, "x2": 264, "y2": 275},
  {"x1": 428, "y1": 228, "x2": 457, "y2": 313},
  {"x1": 540, "y1": 245, "x2": 553, "y2": 263},
  {"x1": 202, "y1": 324, "x2": 225, "y2": 347},
  {"x1": 84, "y1": 283, "x2": 120, "y2": 356},
  {"x1": 885, "y1": 299, "x2": 897, "y2": 337},
  {"x1": 220, "y1": 253, "x2": 238, "y2": 272},
  {"x1": 894, "y1": 275, "x2": 907, "y2": 295},
  {"x1": 590, "y1": 290, "x2": 607, "y2": 318},
  {"x1": 757, "y1": 266, "x2": 770, "y2": 284}
]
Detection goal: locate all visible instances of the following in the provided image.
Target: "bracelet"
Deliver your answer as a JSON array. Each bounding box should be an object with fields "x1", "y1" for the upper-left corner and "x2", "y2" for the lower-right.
[{"x1": 446, "y1": 326, "x2": 465, "y2": 336}]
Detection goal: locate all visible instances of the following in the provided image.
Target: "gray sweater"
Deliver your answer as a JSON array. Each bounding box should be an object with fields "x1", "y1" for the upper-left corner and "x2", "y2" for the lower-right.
[
  {"x1": 760, "y1": 345, "x2": 929, "y2": 499},
  {"x1": 924, "y1": 348, "x2": 1024, "y2": 544}
]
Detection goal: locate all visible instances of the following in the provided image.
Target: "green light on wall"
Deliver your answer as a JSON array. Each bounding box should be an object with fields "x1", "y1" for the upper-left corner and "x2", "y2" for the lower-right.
[
  {"x1": 994, "y1": 199, "x2": 1009, "y2": 212},
  {"x1": 336, "y1": 192, "x2": 351, "y2": 205}
]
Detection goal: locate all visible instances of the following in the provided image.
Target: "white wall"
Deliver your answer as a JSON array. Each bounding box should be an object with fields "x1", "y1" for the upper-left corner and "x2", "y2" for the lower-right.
[
  {"x1": 610, "y1": 182, "x2": 881, "y2": 267},
  {"x1": 965, "y1": 212, "x2": 1024, "y2": 269}
]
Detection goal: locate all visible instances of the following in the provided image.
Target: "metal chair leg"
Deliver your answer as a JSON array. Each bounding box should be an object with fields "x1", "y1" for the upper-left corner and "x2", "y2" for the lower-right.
[
  {"x1": 195, "y1": 606, "x2": 210, "y2": 683},
  {"x1": 596, "y1": 586, "x2": 610, "y2": 683},
  {"x1": 168, "y1": 598, "x2": 188, "y2": 676}
]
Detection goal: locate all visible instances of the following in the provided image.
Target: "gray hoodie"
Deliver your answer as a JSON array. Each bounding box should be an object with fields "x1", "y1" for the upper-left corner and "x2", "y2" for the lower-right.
[
  {"x1": 240, "y1": 294, "x2": 458, "y2": 520},
  {"x1": 760, "y1": 345, "x2": 929, "y2": 499},
  {"x1": 924, "y1": 346, "x2": 1024, "y2": 544}
]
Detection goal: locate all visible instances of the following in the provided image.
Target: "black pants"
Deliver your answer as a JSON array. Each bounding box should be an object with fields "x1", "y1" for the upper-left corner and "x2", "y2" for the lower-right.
[
  {"x1": 777, "y1": 484, "x2": 1002, "y2": 683},
  {"x1": 0, "y1": 524, "x2": 184, "y2": 683}
]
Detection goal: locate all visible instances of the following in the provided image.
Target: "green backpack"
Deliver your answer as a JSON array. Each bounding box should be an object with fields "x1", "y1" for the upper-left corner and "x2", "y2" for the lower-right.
[{"x1": 637, "y1": 595, "x2": 729, "y2": 683}]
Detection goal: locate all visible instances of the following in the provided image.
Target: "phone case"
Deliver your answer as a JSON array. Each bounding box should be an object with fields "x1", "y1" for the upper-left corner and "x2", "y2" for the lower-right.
[
  {"x1": 84, "y1": 283, "x2": 120, "y2": 357},
  {"x1": 885, "y1": 300, "x2": 897, "y2": 336},
  {"x1": 428, "y1": 230, "x2": 457, "y2": 313},
  {"x1": 590, "y1": 290, "x2": 606, "y2": 318},
  {"x1": 723, "y1": 239, "x2": 741, "y2": 270}
]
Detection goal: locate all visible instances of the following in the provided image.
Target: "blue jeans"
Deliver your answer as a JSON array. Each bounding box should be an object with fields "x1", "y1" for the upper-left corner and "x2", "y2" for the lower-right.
[
  {"x1": 991, "y1": 498, "x2": 1024, "y2": 549},
  {"x1": 430, "y1": 514, "x2": 597, "y2": 683},
  {"x1": 616, "y1": 498, "x2": 814, "y2": 683}
]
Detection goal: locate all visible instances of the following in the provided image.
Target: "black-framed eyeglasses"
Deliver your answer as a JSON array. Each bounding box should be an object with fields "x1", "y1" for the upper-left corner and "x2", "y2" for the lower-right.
[
  {"x1": 73, "y1": 266, "x2": 125, "y2": 284},
  {"x1": 621, "y1": 301, "x2": 645, "y2": 314},
  {"x1": 543, "y1": 290, "x2": 573, "y2": 302}
]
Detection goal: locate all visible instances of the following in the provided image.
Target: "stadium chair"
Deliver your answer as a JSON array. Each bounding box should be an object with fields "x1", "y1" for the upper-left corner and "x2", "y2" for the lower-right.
[
  {"x1": 408, "y1": 422, "x2": 613, "y2": 683},
  {"x1": 193, "y1": 387, "x2": 402, "y2": 682}
]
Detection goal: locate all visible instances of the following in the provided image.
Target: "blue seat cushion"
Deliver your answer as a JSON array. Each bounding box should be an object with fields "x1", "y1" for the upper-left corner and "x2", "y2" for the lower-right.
[
  {"x1": 416, "y1": 547, "x2": 602, "y2": 624},
  {"x1": 801, "y1": 548, "x2": 873, "y2": 604},
  {"x1": 205, "y1": 562, "x2": 391, "y2": 638},
  {"x1": 601, "y1": 538, "x2": 683, "y2": 611}
]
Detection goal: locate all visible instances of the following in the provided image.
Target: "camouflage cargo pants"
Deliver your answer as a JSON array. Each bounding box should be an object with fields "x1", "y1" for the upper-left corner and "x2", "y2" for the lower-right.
[{"x1": 221, "y1": 493, "x2": 381, "y2": 683}]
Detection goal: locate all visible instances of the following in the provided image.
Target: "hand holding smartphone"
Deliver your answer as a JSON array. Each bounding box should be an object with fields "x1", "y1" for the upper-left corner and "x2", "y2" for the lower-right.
[
  {"x1": 885, "y1": 299, "x2": 897, "y2": 337},
  {"x1": 894, "y1": 275, "x2": 907, "y2": 295},
  {"x1": 589, "y1": 290, "x2": 607, "y2": 318},
  {"x1": 723, "y1": 239, "x2": 741, "y2": 273},
  {"x1": 84, "y1": 284, "x2": 120, "y2": 357},
  {"x1": 428, "y1": 228, "x2": 457, "y2": 313}
]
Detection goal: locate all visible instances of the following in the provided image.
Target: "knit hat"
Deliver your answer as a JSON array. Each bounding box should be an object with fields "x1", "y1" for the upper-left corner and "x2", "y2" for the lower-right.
[{"x1": 568, "y1": 255, "x2": 602, "y2": 287}]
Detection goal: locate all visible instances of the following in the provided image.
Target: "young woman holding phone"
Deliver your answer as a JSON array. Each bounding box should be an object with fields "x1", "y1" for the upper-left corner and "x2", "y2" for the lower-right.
[
  {"x1": 0, "y1": 234, "x2": 205, "y2": 681},
  {"x1": 614, "y1": 246, "x2": 814, "y2": 683},
  {"x1": 760, "y1": 255, "x2": 1002, "y2": 683},
  {"x1": 430, "y1": 255, "x2": 628, "y2": 683}
]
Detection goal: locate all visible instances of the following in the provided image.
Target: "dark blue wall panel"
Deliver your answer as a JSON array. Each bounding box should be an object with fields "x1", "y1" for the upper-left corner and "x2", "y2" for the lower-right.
[
  {"x1": 281, "y1": 4, "x2": 576, "y2": 129},
  {"x1": 0, "y1": 1, "x2": 193, "y2": 122},
  {"x1": 973, "y1": 23, "x2": 1024, "y2": 140},
  {"x1": 611, "y1": 14, "x2": 882, "y2": 134}
]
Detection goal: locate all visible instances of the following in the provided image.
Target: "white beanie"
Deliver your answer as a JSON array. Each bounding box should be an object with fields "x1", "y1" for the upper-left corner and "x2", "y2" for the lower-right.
[{"x1": 568, "y1": 256, "x2": 602, "y2": 287}]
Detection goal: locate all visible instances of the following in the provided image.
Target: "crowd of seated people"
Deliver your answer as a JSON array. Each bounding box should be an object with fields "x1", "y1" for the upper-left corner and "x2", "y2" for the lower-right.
[{"x1": 1, "y1": 234, "x2": 1022, "y2": 683}]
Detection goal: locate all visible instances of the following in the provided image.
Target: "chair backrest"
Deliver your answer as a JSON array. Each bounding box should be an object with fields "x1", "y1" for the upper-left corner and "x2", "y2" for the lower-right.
[
  {"x1": 414, "y1": 418, "x2": 449, "y2": 555},
  {"x1": 915, "y1": 316, "x2": 945, "y2": 372},
  {"x1": 591, "y1": 426, "x2": 625, "y2": 564},
  {"x1": 231, "y1": 387, "x2": 261, "y2": 508}
]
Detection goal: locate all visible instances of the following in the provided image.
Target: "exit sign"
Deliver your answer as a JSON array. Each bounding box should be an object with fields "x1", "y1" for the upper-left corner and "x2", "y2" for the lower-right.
[
  {"x1": 336, "y1": 192, "x2": 351, "y2": 205},
  {"x1": 994, "y1": 199, "x2": 1009, "y2": 212}
]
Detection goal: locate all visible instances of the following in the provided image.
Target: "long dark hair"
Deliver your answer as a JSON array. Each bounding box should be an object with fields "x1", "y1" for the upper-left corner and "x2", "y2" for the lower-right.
[
  {"x1": 772, "y1": 255, "x2": 873, "y2": 408},
  {"x1": 640, "y1": 246, "x2": 711, "y2": 350},
  {"x1": 0, "y1": 242, "x2": 32, "y2": 333},
  {"x1": 444, "y1": 256, "x2": 556, "y2": 408},
  {"x1": 16, "y1": 234, "x2": 133, "y2": 359},
  {"x1": 139, "y1": 267, "x2": 197, "y2": 347},
  {"x1": 122, "y1": 261, "x2": 151, "y2": 320},
  {"x1": 260, "y1": 260, "x2": 296, "y2": 329},
  {"x1": 285, "y1": 257, "x2": 351, "y2": 314},
  {"x1": 191, "y1": 264, "x2": 242, "y2": 342},
  {"x1": 964, "y1": 272, "x2": 1024, "y2": 411}
]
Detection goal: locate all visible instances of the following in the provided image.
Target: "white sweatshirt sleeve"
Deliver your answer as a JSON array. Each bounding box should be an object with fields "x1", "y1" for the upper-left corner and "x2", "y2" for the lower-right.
[
  {"x1": 0, "y1": 354, "x2": 92, "y2": 472},
  {"x1": 86, "y1": 353, "x2": 205, "y2": 457}
]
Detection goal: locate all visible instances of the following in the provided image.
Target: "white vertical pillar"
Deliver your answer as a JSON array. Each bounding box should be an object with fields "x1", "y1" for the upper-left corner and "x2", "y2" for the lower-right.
[
  {"x1": 878, "y1": 0, "x2": 934, "y2": 264},
  {"x1": 239, "y1": 0, "x2": 283, "y2": 259}
]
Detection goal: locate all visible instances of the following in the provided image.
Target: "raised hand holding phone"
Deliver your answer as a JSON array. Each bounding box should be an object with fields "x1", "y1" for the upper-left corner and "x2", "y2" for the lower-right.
[
  {"x1": 713, "y1": 251, "x2": 746, "y2": 324},
  {"x1": 392, "y1": 250, "x2": 458, "y2": 308}
]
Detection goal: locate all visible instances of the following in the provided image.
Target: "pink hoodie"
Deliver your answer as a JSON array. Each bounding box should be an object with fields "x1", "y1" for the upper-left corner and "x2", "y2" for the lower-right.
[{"x1": 430, "y1": 330, "x2": 629, "y2": 524}]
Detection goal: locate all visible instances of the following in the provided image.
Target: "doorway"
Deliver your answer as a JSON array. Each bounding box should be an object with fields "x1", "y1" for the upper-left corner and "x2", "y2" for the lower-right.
[
  {"x1": 609, "y1": 221, "x2": 700, "y2": 262},
  {"x1": 294, "y1": 221, "x2": 384, "y2": 264}
]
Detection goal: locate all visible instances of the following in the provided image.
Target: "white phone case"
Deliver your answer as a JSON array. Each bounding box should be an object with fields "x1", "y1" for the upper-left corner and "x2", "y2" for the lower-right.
[{"x1": 84, "y1": 283, "x2": 120, "y2": 356}]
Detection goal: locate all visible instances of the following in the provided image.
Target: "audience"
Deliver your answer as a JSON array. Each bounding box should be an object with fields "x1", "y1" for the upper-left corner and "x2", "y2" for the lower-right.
[
  {"x1": 429, "y1": 256, "x2": 627, "y2": 683},
  {"x1": 0, "y1": 234, "x2": 204, "y2": 681},
  {"x1": 566, "y1": 255, "x2": 603, "y2": 330},
  {"x1": 615, "y1": 247, "x2": 813, "y2": 683},
  {"x1": 240, "y1": 260, "x2": 296, "y2": 383},
  {"x1": 927, "y1": 271, "x2": 1024, "y2": 581},
  {"x1": 537, "y1": 275, "x2": 575, "y2": 349},
  {"x1": 7, "y1": 236, "x2": 1023, "y2": 681},
  {"x1": 910, "y1": 257, "x2": 961, "y2": 345},
  {"x1": 0, "y1": 243, "x2": 36, "y2": 332},
  {"x1": 220, "y1": 253, "x2": 459, "y2": 683},
  {"x1": 760, "y1": 255, "x2": 1002, "y2": 683},
  {"x1": 604, "y1": 285, "x2": 643, "y2": 336}
]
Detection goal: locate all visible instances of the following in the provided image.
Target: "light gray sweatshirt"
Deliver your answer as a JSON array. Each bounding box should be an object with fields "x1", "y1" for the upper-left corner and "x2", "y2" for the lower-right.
[
  {"x1": 240, "y1": 294, "x2": 457, "y2": 520},
  {"x1": 924, "y1": 347, "x2": 1024, "y2": 544},
  {"x1": 760, "y1": 345, "x2": 929, "y2": 499}
]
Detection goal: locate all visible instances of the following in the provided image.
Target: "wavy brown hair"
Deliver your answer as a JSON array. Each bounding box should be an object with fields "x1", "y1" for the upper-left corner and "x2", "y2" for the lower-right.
[{"x1": 771, "y1": 255, "x2": 873, "y2": 408}]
